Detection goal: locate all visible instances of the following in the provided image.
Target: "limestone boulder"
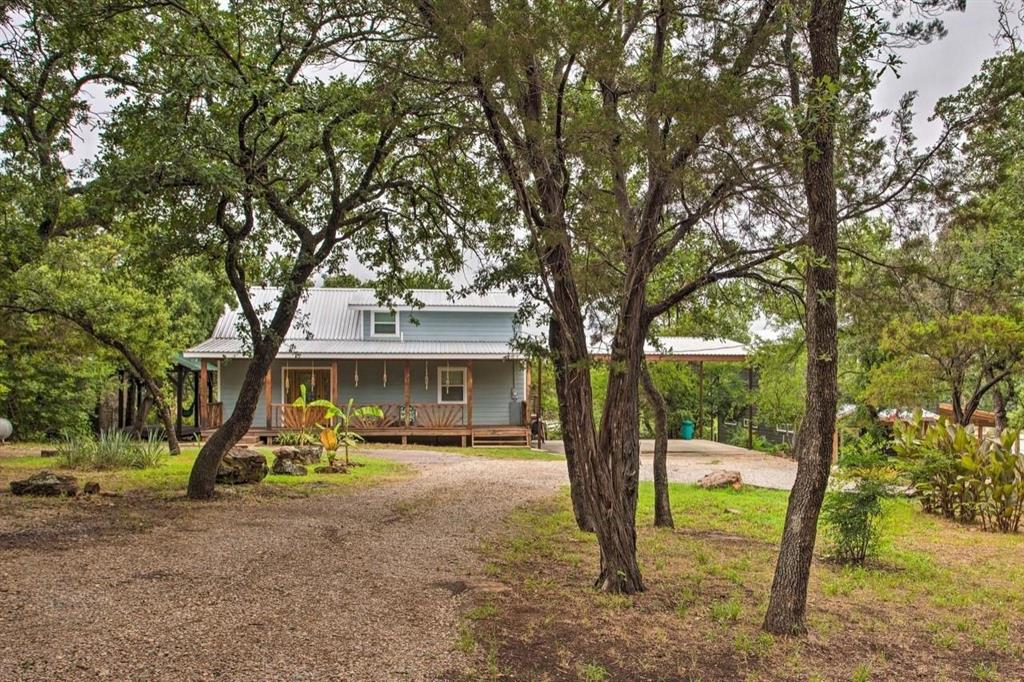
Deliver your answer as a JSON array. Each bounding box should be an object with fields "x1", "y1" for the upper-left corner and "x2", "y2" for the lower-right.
[
  {"x1": 11, "y1": 471, "x2": 78, "y2": 496},
  {"x1": 273, "y1": 445, "x2": 322, "y2": 465},
  {"x1": 215, "y1": 449, "x2": 268, "y2": 485},
  {"x1": 272, "y1": 457, "x2": 307, "y2": 476},
  {"x1": 698, "y1": 470, "x2": 743, "y2": 490}
]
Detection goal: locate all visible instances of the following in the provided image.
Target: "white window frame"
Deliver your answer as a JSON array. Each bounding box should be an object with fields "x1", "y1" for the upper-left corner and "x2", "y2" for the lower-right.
[
  {"x1": 437, "y1": 366, "x2": 467, "y2": 404},
  {"x1": 370, "y1": 310, "x2": 400, "y2": 337}
]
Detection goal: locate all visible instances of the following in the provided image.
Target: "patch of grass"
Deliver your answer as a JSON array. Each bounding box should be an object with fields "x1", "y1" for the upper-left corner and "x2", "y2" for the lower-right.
[
  {"x1": 456, "y1": 623, "x2": 476, "y2": 653},
  {"x1": 0, "y1": 447, "x2": 411, "y2": 495},
  {"x1": 972, "y1": 662, "x2": 1000, "y2": 681},
  {"x1": 471, "y1": 481, "x2": 1024, "y2": 681},
  {"x1": 362, "y1": 443, "x2": 564, "y2": 461},
  {"x1": 576, "y1": 662, "x2": 609, "y2": 682},
  {"x1": 850, "y1": 663, "x2": 872, "y2": 682},
  {"x1": 466, "y1": 602, "x2": 498, "y2": 621},
  {"x1": 710, "y1": 596, "x2": 742, "y2": 624}
]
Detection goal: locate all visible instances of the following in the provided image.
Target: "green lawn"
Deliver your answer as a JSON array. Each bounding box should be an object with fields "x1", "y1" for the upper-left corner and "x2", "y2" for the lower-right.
[
  {"x1": 0, "y1": 446, "x2": 411, "y2": 495},
  {"x1": 361, "y1": 443, "x2": 564, "y2": 461},
  {"x1": 466, "y1": 482, "x2": 1024, "y2": 681}
]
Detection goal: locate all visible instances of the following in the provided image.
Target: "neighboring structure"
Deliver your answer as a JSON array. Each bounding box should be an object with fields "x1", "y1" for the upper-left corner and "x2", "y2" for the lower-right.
[
  {"x1": 591, "y1": 336, "x2": 752, "y2": 443},
  {"x1": 183, "y1": 288, "x2": 530, "y2": 446}
]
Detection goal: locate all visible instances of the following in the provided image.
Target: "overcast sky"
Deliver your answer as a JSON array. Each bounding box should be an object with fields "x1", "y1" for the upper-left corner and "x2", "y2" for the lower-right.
[{"x1": 873, "y1": 1, "x2": 1005, "y2": 145}]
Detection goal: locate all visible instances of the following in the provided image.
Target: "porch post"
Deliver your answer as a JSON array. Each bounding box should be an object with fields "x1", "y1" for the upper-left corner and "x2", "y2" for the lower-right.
[
  {"x1": 524, "y1": 360, "x2": 531, "y2": 426},
  {"x1": 698, "y1": 361, "x2": 705, "y2": 439},
  {"x1": 537, "y1": 359, "x2": 542, "y2": 419},
  {"x1": 175, "y1": 365, "x2": 184, "y2": 437},
  {"x1": 199, "y1": 360, "x2": 209, "y2": 429},
  {"x1": 403, "y1": 360, "x2": 411, "y2": 426},
  {"x1": 117, "y1": 369, "x2": 125, "y2": 428},
  {"x1": 747, "y1": 365, "x2": 754, "y2": 450},
  {"x1": 466, "y1": 360, "x2": 473, "y2": 427},
  {"x1": 330, "y1": 360, "x2": 338, "y2": 406},
  {"x1": 264, "y1": 370, "x2": 273, "y2": 428}
]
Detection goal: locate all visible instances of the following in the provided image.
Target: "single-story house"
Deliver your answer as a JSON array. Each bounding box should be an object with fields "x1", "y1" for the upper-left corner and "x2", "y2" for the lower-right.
[{"x1": 183, "y1": 287, "x2": 531, "y2": 446}]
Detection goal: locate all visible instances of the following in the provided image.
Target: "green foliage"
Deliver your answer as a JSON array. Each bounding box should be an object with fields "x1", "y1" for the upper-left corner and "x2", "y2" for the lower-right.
[
  {"x1": 0, "y1": 318, "x2": 114, "y2": 440},
  {"x1": 274, "y1": 430, "x2": 319, "y2": 446},
  {"x1": 958, "y1": 429, "x2": 1024, "y2": 533},
  {"x1": 892, "y1": 416, "x2": 980, "y2": 522},
  {"x1": 894, "y1": 417, "x2": 1024, "y2": 533},
  {"x1": 822, "y1": 434, "x2": 896, "y2": 564},
  {"x1": 309, "y1": 396, "x2": 384, "y2": 466},
  {"x1": 57, "y1": 430, "x2": 167, "y2": 470},
  {"x1": 753, "y1": 337, "x2": 807, "y2": 431}
]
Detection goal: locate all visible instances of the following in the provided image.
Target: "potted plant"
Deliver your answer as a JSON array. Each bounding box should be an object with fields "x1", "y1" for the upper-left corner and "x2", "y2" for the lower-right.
[{"x1": 310, "y1": 398, "x2": 384, "y2": 469}]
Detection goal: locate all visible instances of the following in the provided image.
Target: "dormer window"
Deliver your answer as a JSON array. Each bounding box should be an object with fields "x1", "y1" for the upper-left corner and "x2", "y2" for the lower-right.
[{"x1": 371, "y1": 310, "x2": 399, "y2": 337}]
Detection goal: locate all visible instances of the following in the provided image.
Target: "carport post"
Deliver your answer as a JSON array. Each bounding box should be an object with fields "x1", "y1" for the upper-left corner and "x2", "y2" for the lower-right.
[
  {"x1": 747, "y1": 365, "x2": 754, "y2": 450},
  {"x1": 698, "y1": 361, "x2": 704, "y2": 439}
]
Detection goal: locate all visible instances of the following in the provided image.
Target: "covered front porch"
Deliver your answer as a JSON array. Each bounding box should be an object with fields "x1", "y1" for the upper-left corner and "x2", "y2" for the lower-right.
[{"x1": 197, "y1": 357, "x2": 532, "y2": 447}]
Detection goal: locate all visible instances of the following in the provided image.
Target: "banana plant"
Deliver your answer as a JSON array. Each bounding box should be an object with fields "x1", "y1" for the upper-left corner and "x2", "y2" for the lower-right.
[
  {"x1": 310, "y1": 398, "x2": 384, "y2": 466},
  {"x1": 289, "y1": 384, "x2": 322, "y2": 444}
]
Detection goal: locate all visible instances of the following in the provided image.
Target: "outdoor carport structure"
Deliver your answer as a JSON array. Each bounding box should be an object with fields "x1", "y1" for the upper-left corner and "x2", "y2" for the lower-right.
[{"x1": 591, "y1": 336, "x2": 753, "y2": 446}]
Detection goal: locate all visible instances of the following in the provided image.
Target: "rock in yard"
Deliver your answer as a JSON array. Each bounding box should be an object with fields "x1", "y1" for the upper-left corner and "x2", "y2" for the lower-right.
[
  {"x1": 39, "y1": 449, "x2": 58, "y2": 458},
  {"x1": 11, "y1": 471, "x2": 79, "y2": 497},
  {"x1": 215, "y1": 449, "x2": 268, "y2": 485},
  {"x1": 272, "y1": 457, "x2": 307, "y2": 476},
  {"x1": 698, "y1": 470, "x2": 742, "y2": 490},
  {"x1": 273, "y1": 446, "x2": 322, "y2": 465},
  {"x1": 83, "y1": 481, "x2": 100, "y2": 495},
  {"x1": 314, "y1": 464, "x2": 347, "y2": 475}
]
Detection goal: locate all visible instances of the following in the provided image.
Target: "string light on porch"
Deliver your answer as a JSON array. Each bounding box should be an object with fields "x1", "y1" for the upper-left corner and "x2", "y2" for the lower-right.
[
  {"x1": 354, "y1": 361, "x2": 359, "y2": 387},
  {"x1": 382, "y1": 360, "x2": 388, "y2": 388},
  {"x1": 424, "y1": 360, "x2": 429, "y2": 390}
]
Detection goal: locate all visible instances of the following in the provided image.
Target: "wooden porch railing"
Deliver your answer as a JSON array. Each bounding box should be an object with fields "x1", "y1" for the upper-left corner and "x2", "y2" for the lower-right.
[
  {"x1": 201, "y1": 402, "x2": 224, "y2": 428},
  {"x1": 268, "y1": 404, "x2": 329, "y2": 430},
  {"x1": 267, "y1": 402, "x2": 466, "y2": 429}
]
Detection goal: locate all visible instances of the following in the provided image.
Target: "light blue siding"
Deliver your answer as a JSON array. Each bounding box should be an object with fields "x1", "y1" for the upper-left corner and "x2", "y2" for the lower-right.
[
  {"x1": 218, "y1": 357, "x2": 527, "y2": 427},
  {"x1": 361, "y1": 310, "x2": 515, "y2": 342}
]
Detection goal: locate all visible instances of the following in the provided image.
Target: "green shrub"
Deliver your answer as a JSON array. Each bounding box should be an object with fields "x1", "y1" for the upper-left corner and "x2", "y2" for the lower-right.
[
  {"x1": 57, "y1": 430, "x2": 167, "y2": 470},
  {"x1": 893, "y1": 417, "x2": 1024, "y2": 533},
  {"x1": 274, "y1": 430, "x2": 318, "y2": 446},
  {"x1": 892, "y1": 416, "x2": 977, "y2": 521},
  {"x1": 960, "y1": 429, "x2": 1024, "y2": 533},
  {"x1": 822, "y1": 434, "x2": 895, "y2": 564}
]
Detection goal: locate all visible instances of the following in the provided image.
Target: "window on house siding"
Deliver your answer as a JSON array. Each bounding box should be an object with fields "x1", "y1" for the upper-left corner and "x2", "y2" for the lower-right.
[
  {"x1": 371, "y1": 311, "x2": 398, "y2": 336},
  {"x1": 437, "y1": 367, "x2": 466, "y2": 404},
  {"x1": 283, "y1": 368, "x2": 331, "y2": 403}
]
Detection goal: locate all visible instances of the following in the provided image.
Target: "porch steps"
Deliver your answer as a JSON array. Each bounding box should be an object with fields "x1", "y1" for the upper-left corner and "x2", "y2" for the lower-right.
[{"x1": 471, "y1": 427, "x2": 530, "y2": 448}]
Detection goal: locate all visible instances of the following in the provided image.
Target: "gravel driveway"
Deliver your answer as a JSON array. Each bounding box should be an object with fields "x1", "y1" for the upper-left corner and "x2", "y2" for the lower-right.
[
  {"x1": 0, "y1": 445, "x2": 793, "y2": 681},
  {"x1": 0, "y1": 450, "x2": 566, "y2": 681}
]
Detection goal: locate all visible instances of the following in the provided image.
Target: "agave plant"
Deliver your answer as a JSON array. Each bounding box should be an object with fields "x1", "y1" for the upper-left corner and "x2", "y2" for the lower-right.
[{"x1": 310, "y1": 398, "x2": 384, "y2": 466}]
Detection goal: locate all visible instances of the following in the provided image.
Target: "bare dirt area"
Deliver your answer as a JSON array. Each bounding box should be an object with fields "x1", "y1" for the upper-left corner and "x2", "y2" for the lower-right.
[{"x1": 0, "y1": 449, "x2": 566, "y2": 681}]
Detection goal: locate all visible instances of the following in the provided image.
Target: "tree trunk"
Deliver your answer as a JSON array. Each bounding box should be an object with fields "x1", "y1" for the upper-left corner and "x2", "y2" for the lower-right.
[
  {"x1": 187, "y1": 278, "x2": 311, "y2": 499},
  {"x1": 764, "y1": 0, "x2": 844, "y2": 636},
  {"x1": 590, "y1": 280, "x2": 651, "y2": 594},
  {"x1": 132, "y1": 396, "x2": 151, "y2": 438},
  {"x1": 640, "y1": 359, "x2": 673, "y2": 528},
  {"x1": 550, "y1": 318, "x2": 596, "y2": 532},
  {"x1": 984, "y1": 366, "x2": 1009, "y2": 433},
  {"x1": 138, "y1": 381, "x2": 181, "y2": 456}
]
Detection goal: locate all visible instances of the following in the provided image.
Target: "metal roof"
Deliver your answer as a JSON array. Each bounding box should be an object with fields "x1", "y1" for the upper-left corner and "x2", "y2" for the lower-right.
[
  {"x1": 346, "y1": 289, "x2": 519, "y2": 310},
  {"x1": 186, "y1": 338, "x2": 519, "y2": 360},
  {"x1": 591, "y1": 336, "x2": 749, "y2": 362},
  {"x1": 185, "y1": 287, "x2": 520, "y2": 359}
]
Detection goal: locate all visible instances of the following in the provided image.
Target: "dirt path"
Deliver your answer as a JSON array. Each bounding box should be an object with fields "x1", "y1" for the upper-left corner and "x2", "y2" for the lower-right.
[{"x1": 0, "y1": 451, "x2": 566, "y2": 681}]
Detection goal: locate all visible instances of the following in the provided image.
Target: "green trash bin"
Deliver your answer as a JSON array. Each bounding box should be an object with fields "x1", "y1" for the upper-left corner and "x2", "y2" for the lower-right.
[{"x1": 680, "y1": 419, "x2": 695, "y2": 440}]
